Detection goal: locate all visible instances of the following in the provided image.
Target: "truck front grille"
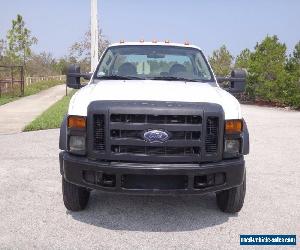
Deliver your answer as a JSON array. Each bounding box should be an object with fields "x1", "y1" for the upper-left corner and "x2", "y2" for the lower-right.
[
  {"x1": 107, "y1": 113, "x2": 203, "y2": 162},
  {"x1": 94, "y1": 115, "x2": 105, "y2": 151},
  {"x1": 89, "y1": 101, "x2": 223, "y2": 163}
]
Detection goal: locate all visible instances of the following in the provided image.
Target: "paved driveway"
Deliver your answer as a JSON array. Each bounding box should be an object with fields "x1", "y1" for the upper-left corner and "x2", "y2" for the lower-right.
[
  {"x1": 0, "y1": 105, "x2": 299, "y2": 249},
  {"x1": 0, "y1": 84, "x2": 66, "y2": 134}
]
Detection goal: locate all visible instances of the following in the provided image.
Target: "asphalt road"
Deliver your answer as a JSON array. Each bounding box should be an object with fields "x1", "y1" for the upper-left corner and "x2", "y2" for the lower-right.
[{"x1": 0, "y1": 104, "x2": 299, "y2": 249}]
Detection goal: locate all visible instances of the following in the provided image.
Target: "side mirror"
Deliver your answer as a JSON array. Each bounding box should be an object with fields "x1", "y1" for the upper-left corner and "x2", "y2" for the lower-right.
[
  {"x1": 217, "y1": 69, "x2": 247, "y2": 93},
  {"x1": 66, "y1": 64, "x2": 92, "y2": 89}
]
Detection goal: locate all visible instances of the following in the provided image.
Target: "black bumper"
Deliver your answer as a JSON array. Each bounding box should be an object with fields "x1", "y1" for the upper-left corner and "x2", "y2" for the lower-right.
[{"x1": 60, "y1": 152, "x2": 245, "y2": 195}]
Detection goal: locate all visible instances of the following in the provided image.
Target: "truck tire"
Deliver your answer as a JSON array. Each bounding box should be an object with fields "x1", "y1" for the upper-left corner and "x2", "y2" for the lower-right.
[
  {"x1": 62, "y1": 177, "x2": 90, "y2": 211},
  {"x1": 216, "y1": 171, "x2": 246, "y2": 213}
]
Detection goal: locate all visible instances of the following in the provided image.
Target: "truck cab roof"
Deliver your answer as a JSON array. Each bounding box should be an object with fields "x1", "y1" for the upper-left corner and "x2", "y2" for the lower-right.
[{"x1": 109, "y1": 41, "x2": 202, "y2": 51}]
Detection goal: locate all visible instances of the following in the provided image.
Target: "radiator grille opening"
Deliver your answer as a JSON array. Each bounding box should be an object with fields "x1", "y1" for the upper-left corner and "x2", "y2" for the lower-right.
[
  {"x1": 111, "y1": 145, "x2": 201, "y2": 156},
  {"x1": 92, "y1": 109, "x2": 221, "y2": 162},
  {"x1": 108, "y1": 113, "x2": 203, "y2": 159},
  {"x1": 205, "y1": 117, "x2": 219, "y2": 153},
  {"x1": 110, "y1": 130, "x2": 201, "y2": 140},
  {"x1": 110, "y1": 114, "x2": 202, "y2": 124},
  {"x1": 121, "y1": 174, "x2": 188, "y2": 190},
  {"x1": 94, "y1": 115, "x2": 105, "y2": 151}
]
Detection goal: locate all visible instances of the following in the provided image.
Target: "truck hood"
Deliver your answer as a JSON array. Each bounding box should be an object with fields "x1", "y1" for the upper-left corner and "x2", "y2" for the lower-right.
[{"x1": 68, "y1": 80, "x2": 241, "y2": 119}]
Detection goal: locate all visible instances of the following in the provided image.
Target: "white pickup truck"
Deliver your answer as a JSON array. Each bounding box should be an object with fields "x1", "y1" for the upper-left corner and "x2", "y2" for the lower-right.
[{"x1": 59, "y1": 42, "x2": 249, "y2": 213}]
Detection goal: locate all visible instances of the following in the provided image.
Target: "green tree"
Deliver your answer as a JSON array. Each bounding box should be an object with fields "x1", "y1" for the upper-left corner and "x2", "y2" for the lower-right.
[
  {"x1": 0, "y1": 39, "x2": 5, "y2": 61},
  {"x1": 235, "y1": 48, "x2": 251, "y2": 69},
  {"x1": 247, "y1": 35, "x2": 287, "y2": 101},
  {"x1": 286, "y1": 41, "x2": 300, "y2": 75},
  {"x1": 284, "y1": 41, "x2": 300, "y2": 107},
  {"x1": 26, "y1": 52, "x2": 57, "y2": 76},
  {"x1": 208, "y1": 45, "x2": 234, "y2": 76},
  {"x1": 6, "y1": 14, "x2": 38, "y2": 67},
  {"x1": 53, "y1": 57, "x2": 69, "y2": 75}
]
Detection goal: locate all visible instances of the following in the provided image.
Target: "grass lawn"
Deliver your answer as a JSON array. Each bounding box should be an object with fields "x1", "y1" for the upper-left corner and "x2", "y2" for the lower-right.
[
  {"x1": 23, "y1": 90, "x2": 75, "y2": 132},
  {"x1": 0, "y1": 79, "x2": 64, "y2": 106},
  {"x1": 0, "y1": 96, "x2": 19, "y2": 106}
]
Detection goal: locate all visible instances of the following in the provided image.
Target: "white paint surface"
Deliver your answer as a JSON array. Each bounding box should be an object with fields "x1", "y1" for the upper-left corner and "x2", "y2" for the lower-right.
[
  {"x1": 68, "y1": 80, "x2": 241, "y2": 120},
  {"x1": 70, "y1": 43, "x2": 242, "y2": 120}
]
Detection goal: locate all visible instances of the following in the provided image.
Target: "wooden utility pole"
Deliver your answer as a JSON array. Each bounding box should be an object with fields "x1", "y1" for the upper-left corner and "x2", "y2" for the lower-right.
[{"x1": 91, "y1": 0, "x2": 99, "y2": 72}]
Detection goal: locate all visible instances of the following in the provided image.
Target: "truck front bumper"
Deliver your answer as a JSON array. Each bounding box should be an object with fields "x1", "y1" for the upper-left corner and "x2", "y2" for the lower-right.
[{"x1": 60, "y1": 152, "x2": 245, "y2": 195}]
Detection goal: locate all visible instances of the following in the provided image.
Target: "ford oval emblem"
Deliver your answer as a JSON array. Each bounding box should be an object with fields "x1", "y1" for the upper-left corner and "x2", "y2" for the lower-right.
[{"x1": 143, "y1": 130, "x2": 169, "y2": 143}]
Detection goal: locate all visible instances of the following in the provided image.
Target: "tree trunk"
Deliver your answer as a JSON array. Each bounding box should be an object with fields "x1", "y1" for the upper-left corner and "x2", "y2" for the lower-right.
[{"x1": 23, "y1": 47, "x2": 26, "y2": 74}]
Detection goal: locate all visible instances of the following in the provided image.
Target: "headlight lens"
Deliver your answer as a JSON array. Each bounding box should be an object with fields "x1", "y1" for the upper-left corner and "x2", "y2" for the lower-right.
[
  {"x1": 69, "y1": 135, "x2": 86, "y2": 152},
  {"x1": 224, "y1": 139, "x2": 240, "y2": 154}
]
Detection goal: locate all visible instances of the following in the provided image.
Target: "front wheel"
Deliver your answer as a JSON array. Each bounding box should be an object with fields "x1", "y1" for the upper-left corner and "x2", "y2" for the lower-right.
[
  {"x1": 216, "y1": 171, "x2": 246, "y2": 213},
  {"x1": 62, "y1": 177, "x2": 90, "y2": 211}
]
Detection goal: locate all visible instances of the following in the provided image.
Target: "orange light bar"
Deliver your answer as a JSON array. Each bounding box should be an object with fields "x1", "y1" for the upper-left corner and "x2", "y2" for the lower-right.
[
  {"x1": 225, "y1": 120, "x2": 242, "y2": 133},
  {"x1": 68, "y1": 116, "x2": 86, "y2": 129}
]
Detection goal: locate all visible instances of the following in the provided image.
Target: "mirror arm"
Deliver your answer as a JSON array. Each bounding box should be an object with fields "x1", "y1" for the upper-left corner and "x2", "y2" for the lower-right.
[
  {"x1": 67, "y1": 72, "x2": 92, "y2": 80},
  {"x1": 216, "y1": 76, "x2": 246, "y2": 94},
  {"x1": 217, "y1": 69, "x2": 247, "y2": 94},
  {"x1": 82, "y1": 73, "x2": 93, "y2": 80},
  {"x1": 217, "y1": 77, "x2": 245, "y2": 82}
]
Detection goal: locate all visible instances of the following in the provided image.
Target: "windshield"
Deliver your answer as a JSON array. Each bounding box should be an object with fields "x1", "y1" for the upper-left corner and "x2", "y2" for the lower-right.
[{"x1": 95, "y1": 45, "x2": 215, "y2": 83}]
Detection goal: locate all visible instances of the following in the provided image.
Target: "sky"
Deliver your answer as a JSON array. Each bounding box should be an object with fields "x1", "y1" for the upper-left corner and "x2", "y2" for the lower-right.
[{"x1": 0, "y1": 0, "x2": 299, "y2": 59}]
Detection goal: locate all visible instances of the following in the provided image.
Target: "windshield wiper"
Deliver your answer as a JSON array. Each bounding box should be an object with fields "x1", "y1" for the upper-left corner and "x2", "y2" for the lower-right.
[
  {"x1": 97, "y1": 75, "x2": 145, "y2": 80},
  {"x1": 149, "y1": 76, "x2": 202, "y2": 82}
]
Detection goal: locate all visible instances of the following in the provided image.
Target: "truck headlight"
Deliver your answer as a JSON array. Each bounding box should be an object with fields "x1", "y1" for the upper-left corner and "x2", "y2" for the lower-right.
[
  {"x1": 67, "y1": 115, "x2": 87, "y2": 155},
  {"x1": 69, "y1": 135, "x2": 86, "y2": 152},
  {"x1": 224, "y1": 139, "x2": 240, "y2": 154}
]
